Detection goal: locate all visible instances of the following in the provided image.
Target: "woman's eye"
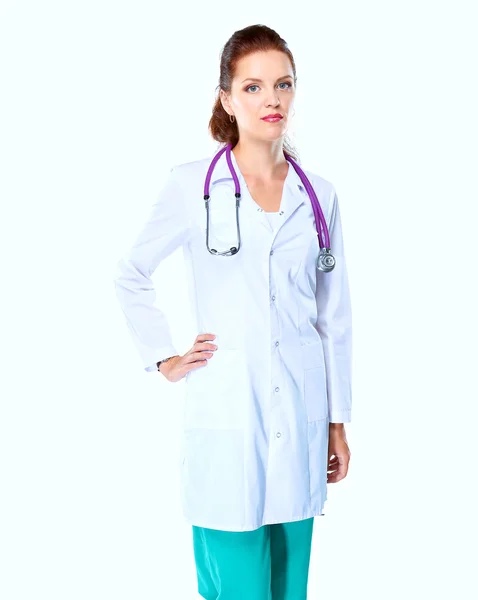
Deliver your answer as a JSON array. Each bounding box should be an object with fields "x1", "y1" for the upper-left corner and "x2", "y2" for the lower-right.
[{"x1": 246, "y1": 82, "x2": 292, "y2": 93}]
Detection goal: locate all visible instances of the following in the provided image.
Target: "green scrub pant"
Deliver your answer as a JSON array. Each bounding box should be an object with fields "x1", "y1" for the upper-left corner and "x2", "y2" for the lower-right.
[{"x1": 192, "y1": 517, "x2": 314, "y2": 600}]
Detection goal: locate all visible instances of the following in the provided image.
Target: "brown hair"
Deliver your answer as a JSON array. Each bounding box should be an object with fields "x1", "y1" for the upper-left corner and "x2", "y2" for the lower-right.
[{"x1": 209, "y1": 24, "x2": 299, "y2": 162}]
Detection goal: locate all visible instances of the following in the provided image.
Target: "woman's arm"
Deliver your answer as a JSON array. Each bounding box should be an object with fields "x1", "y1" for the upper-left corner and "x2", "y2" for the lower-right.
[
  {"x1": 315, "y1": 185, "x2": 353, "y2": 423},
  {"x1": 113, "y1": 165, "x2": 191, "y2": 372}
]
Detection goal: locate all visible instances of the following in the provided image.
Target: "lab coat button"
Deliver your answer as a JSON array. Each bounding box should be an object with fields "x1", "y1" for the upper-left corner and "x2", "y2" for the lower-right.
[
  {"x1": 276, "y1": 432, "x2": 281, "y2": 438},
  {"x1": 270, "y1": 250, "x2": 274, "y2": 255},
  {"x1": 275, "y1": 387, "x2": 280, "y2": 392},
  {"x1": 271, "y1": 295, "x2": 275, "y2": 301},
  {"x1": 275, "y1": 341, "x2": 279, "y2": 346}
]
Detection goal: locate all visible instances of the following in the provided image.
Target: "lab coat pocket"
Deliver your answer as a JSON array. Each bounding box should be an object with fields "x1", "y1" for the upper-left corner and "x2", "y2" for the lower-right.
[
  {"x1": 180, "y1": 428, "x2": 245, "y2": 526},
  {"x1": 184, "y1": 347, "x2": 245, "y2": 429},
  {"x1": 301, "y1": 342, "x2": 328, "y2": 422}
]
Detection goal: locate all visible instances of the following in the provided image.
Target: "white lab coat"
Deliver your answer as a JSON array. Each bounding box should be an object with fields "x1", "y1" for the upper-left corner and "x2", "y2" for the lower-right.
[{"x1": 114, "y1": 148, "x2": 352, "y2": 532}]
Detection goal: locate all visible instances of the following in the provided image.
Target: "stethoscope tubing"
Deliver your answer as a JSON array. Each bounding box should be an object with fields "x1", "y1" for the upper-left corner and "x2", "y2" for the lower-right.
[{"x1": 203, "y1": 143, "x2": 335, "y2": 271}]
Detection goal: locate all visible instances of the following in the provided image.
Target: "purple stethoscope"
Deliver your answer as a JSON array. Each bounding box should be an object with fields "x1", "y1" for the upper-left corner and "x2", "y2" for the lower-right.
[{"x1": 203, "y1": 143, "x2": 336, "y2": 272}]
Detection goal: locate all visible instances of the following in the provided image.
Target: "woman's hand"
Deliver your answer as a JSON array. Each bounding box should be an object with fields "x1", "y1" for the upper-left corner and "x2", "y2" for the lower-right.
[
  {"x1": 327, "y1": 423, "x2": 351, "y2": 483},
  {"x1": 159, "y1": 333, "x2": 217, "y2": 382}
]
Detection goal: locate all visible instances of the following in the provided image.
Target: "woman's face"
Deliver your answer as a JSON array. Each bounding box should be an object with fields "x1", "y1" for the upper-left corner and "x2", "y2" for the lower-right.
[{"x1": 221, "y1": 50, "x2": 296, "y2": 144}]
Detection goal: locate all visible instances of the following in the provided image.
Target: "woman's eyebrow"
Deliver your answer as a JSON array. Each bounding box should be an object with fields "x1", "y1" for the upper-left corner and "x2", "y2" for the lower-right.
[{"x1": 241, "y1": 75, "x2": 293, "y2": 83}]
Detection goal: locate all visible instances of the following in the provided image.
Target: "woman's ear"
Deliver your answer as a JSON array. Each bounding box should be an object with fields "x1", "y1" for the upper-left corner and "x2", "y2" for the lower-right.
[{"x1": 219, "y1": 89, "x2": 231, "y2": 117}]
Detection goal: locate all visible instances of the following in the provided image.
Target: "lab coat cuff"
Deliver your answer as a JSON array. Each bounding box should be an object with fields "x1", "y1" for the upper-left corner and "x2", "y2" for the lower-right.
[
  {"x1": 144, "y1": 345, "x2": 179, "y2": 372},
  {"x1": 328, "y1": 409, "x2": 351, "y2": 423}
]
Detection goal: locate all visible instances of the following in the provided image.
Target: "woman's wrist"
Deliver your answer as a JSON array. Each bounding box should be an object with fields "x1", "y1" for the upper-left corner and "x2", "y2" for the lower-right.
[{"x1": 156, "y1": 356, "x2": 177, "y2": 371}]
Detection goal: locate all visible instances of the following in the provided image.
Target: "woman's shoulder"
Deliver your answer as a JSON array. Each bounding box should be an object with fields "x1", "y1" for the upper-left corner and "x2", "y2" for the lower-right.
[
  {"x1": 169, "y1": 155, "x2": 212, "y2": 180},
  {"x1": 300, "y1": 165, "x2": 336, "y2": 197}
]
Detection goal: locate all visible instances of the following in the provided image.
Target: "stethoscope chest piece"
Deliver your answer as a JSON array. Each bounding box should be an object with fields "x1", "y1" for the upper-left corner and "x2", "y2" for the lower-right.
[{"x1": 317, "y1": 248, "x2": 336, "y2": 272}]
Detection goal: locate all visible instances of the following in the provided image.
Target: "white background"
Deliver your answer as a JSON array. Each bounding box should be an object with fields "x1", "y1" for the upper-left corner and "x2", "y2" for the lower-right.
[{"x1": 1, "y1": 1, "x2": 477, "y2": 598}]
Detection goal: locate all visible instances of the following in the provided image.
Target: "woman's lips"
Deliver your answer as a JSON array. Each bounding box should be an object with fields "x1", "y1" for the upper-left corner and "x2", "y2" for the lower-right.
[{"x1": 261, "y1": 115, "x2": 283, "y2": 122}]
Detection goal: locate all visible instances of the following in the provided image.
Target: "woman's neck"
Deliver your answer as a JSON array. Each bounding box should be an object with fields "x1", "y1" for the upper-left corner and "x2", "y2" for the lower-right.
[{"x1": 232, "y1": 141, "x2": 288, "y2": 182}]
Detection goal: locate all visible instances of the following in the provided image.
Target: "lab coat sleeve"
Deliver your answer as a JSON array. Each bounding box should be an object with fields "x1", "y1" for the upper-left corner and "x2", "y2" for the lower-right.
[
  {"x1": 113, "y1": 165, "x2": 191, "y2": 372},
  {"x1": 315, "y1": 186, "x2": 353, "y2": 423}
]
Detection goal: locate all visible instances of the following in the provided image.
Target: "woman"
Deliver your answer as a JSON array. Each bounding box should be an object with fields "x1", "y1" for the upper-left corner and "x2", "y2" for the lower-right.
[{"x1": 114, "y1": 24, "x2": 352, "y2": 600}]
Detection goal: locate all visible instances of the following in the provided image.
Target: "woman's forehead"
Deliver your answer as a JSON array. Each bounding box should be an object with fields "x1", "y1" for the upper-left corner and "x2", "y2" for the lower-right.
[{"x1": 233, "y1": 51, "x2": 293, "y2": 80}]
